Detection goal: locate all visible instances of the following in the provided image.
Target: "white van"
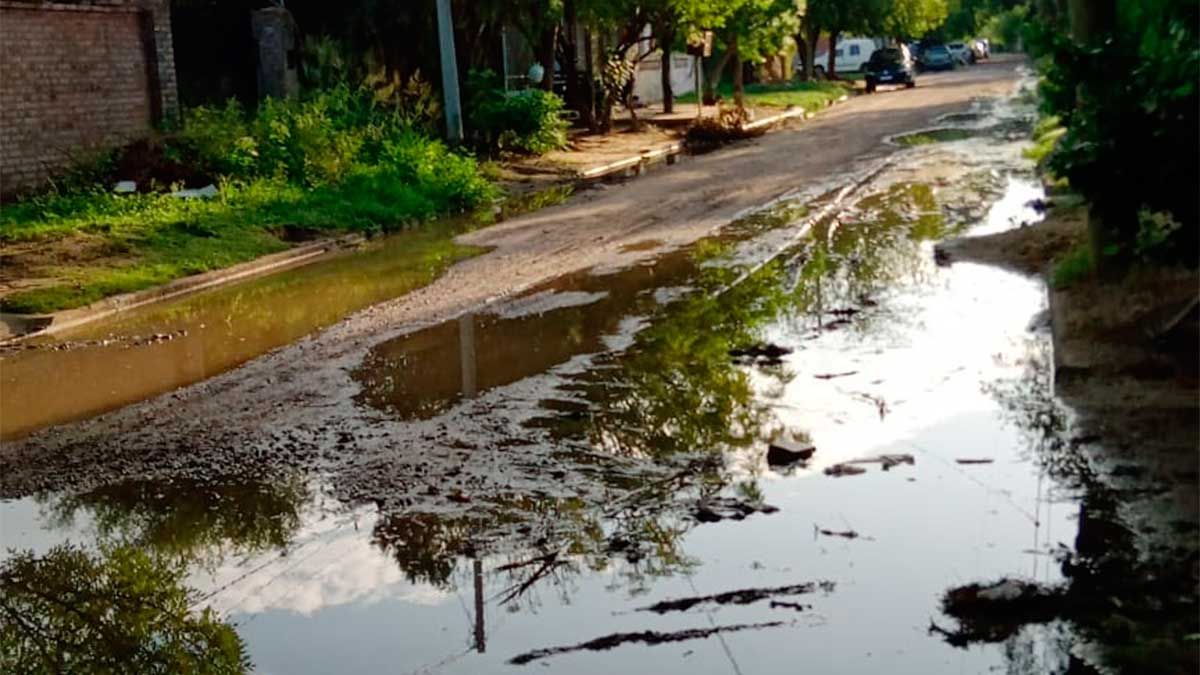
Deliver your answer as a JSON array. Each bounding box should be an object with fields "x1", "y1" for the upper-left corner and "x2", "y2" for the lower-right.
[{"x1": 813, "y1": 37, "x2": 880, "y2": 75}]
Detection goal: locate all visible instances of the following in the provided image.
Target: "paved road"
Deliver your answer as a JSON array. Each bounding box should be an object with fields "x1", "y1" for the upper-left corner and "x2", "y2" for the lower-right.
[{"x1": 0, "y1": 57, "x2": 1026, "y2": 492}]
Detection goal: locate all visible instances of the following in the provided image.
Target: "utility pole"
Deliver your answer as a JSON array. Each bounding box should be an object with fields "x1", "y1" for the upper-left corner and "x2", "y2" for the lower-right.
[{"x1": 435, "y1": 0, "x2": 463, "y2": 142}]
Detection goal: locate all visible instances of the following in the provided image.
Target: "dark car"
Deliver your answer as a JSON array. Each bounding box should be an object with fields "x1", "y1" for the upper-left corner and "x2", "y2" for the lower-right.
[
  {"x1": 919, "y1": 44, "x2": 956, "y2": 71},
  {"x1": 863, "y1": 48, "x2": 915, "y2": 92}
]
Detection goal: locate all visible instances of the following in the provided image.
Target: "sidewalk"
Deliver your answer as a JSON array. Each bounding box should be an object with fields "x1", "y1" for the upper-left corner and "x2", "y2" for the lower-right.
[{"x1": 501, "y1": 90, "x2": 853, "y2": 184}]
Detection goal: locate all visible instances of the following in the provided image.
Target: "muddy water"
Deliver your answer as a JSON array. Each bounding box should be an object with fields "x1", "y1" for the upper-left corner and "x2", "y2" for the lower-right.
[
  {"x1": 0, "y1": 96, "x2": 1087, "y2": 673},
  {"x1": 0, "y1": 227, "x2": 483, "y2": 440}
]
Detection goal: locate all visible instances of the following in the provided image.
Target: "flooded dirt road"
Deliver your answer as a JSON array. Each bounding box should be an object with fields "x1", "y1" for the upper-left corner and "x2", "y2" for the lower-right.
[
  {"x1": 0, "y1": 59, "x2": 1023, "y2": 442},
  {"x1": 1, "y1": 70, "x2": 1129, "y2": 673}
]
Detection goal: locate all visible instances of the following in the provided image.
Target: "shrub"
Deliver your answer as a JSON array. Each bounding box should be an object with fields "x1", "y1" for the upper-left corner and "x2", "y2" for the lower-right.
[
  {"x1": 467, "y1": 70, "x2": 568, "y2": 155},
  {"x1": 171, "y1": 100, "x2": 257, "y2": 178},
  {"x1": 1029, "y1": 0, "x2": 1199, "y2": 267}
]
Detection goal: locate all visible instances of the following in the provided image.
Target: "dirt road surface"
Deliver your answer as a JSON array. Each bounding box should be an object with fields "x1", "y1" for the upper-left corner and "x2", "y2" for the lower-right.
[{"x1": 0, "y1": 58, "x2": 1025, "y2": 489}]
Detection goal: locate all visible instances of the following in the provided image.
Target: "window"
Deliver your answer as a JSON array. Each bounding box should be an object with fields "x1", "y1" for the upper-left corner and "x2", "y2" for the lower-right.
[
  {"x1": 835, "y1": 48, "x2": 844, "y2": 57},
  {"x1": 849, "y1": 45, "x2": 861, "y2": 56}
]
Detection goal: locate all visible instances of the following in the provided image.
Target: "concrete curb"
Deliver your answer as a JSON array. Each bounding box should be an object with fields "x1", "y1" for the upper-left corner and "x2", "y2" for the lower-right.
[
  {"x1": 2, "y1": 234, "x2": 366, "y2": 343},
  {"x1": 575, "y1": 92, "x2": 854, "y2": 182}
]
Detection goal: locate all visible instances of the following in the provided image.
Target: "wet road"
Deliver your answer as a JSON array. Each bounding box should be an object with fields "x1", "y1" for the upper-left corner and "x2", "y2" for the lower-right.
[
  {"x1": 0, "y1": 58, "x2": 1023, "y2": 442},
  {"x1": 0, "y1": 61, "x2": 1088, "y2": 673}
]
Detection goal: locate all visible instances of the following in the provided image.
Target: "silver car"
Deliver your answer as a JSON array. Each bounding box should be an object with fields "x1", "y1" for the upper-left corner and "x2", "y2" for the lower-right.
[{"x1": 946, "y1": 42, "x2": 975, "y2": 65}]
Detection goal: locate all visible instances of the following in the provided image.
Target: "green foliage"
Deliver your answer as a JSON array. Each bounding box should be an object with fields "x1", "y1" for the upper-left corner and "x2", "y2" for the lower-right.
[
  {"x1": 1134, "y1": 208, "x2": 1183, "y2": 263},
  {"x1": 1022, "y1": 115, "x2": 1065, "y2": 165},
  {"x1": 0, "y1": 545, "x2": 249, "y2": 673},
  {"x1": 1030, "y1": 0, "x2": 1200, "y2": 266},
  {"x1": 978, "y1": 3, "x2": 1029, "y2": 48},
  {"x1": 1, "y1": 81, "x2": 496, "y2": 312},
  {"x1": 172, "y1": 100, "x2": 258, "y2": 178},
  {"x1": 1051, "y1": 243, "x2": 1094, "y2": 288},
  {"x1": 466, "y1": 70, "x2": 569, "y2": 155}
]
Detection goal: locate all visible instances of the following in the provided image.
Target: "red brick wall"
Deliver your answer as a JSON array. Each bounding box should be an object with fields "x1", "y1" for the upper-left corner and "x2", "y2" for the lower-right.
[{"x1": 0, "y1": 1, "x2": 176, "y2": 196}]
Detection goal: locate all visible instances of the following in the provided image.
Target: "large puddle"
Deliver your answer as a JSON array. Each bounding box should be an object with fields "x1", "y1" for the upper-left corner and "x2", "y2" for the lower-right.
[{"x1": 0, "y1": 94, "x2": 1089, "y2": 673}]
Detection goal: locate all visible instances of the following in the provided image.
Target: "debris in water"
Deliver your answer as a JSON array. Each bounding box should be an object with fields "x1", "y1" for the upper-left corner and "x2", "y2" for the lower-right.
[
  {"x1": 824, "y1": 463, "x2": 867, "y2": 477},
  {"x1": 729, "y1": 342, "x2": 794, "y2": 360},
  {"x1": 508, "y1": 622, "x2": 787, "y2": 665},
  {"x1": 814, "y1": 371, "x2": 857, "y2": 380},
  {"x1": 636, "y1": 582, "x2": 826, "y2": 614},
  {"x1": 853, "y1": 392, "x2": 890, "y2": 419},
  {"x1": 769, "y1": 600, "x2": 810, "y2": 612},
  {"x1": 847, "y1": 453, "x2": 915, "y2": 470},
  {"x1": 767, "y1": 440, "x2": 816, "y2": 466},
  {"x1": 955, "y1": 458, "x2": 994, "y2": 465},
  {"x1": 694, "y1": 496, "x2": 779, "y2": 523},
  {"x1": 814, "y1": 524, "x2": 865, "y2": 540}
]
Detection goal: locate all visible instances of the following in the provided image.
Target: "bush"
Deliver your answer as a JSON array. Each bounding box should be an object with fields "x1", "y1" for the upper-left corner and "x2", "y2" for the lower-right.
[
  {"x1": 172, "y1": 100, "x2": 257, "y2": 178},
  {"x1": 1029, "y1": 0, "x2": 1199, "y2": 267},
  {"x1": 466, "y1": 70, "x2": 568, "y2": 155}
]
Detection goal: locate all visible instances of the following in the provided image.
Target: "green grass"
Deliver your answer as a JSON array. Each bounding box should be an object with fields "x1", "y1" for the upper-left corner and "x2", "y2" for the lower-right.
[
  {"x1": 677, "y1": 81, "x2": 849, "y2": 110},
  {"x1": 1051, "y1": 243, "x2": 1094, "y2": 288},
  {"x1": 0, "y1": 170, "x2": 497, "y2": 314}
]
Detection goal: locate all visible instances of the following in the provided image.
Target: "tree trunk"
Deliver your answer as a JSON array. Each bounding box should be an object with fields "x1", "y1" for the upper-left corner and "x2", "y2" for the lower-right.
[
  {"x1": 1069, "y1": 0, "x2": 1120, "y2": 274},
  {"x1": 561, "y1": 0, "x2": 592, "y2": 127},
  {"x1": 731, "y1": 39, "x2": 744, "y2": 111},
  {"x1": 702, "y1": 49, "x2": 732, "y2": 104},
  {"x1": 537, "y1": 23, "x2": 558, "y2": 91},
  {"x1": 827, "y1": 30, "x2": 840, "y2": 78},
  {"x1": 583, "y1": 28, "x2": 598, "y2": 131},
  {"x1": 660, "y1": 25, "x2": 675, "y2": 113},
  {"x1": 805, "y1": 23, "x2": 820, "y2": 81}
]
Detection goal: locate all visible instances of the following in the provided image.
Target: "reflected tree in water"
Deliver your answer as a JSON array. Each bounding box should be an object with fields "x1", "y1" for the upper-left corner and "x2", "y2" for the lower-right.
[
  {"x1": 0, "y1": 545, "x2": 249, "y2": 673},
  {"x1": 370, "y1": 183, "x2": 964, "y2": 609},
  {"x1": 43, "y1": 476, "x2": 309, "y2": 568}
]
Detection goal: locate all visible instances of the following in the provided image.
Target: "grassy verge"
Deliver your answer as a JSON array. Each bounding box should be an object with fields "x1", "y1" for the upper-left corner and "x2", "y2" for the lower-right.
[
  {"x1": 0, "y1": 169, "x2": 495, "y2": 314},
  {"x1": 0, "y1": 85, "x2": 499, "y2": 314},
  {"x1": 677, "y1": 81, "x2": 849, "y2": 110}
]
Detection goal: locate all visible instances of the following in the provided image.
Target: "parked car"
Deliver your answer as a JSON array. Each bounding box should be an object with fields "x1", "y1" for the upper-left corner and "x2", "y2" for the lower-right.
[
  {"x1": 972, "y1": 38, "x2": 990, "y2": 59},
  {"x1": 863, "y1": 48, "x2": 916, "y2": 92},
  {"x1": 813, "y1": 37, "x2": 878, "y2": 76},
  {"x1": 918, "y1": 44, "x2": 957, "y2": 71},
  {"x1": 946, "y1": 41, "x2": 975, "y2": 65}
]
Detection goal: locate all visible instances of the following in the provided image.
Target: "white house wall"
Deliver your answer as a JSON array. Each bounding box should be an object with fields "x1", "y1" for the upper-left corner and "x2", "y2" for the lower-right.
[{"x1": 633, "y1": 52, "x2": 697, "y2": 104}]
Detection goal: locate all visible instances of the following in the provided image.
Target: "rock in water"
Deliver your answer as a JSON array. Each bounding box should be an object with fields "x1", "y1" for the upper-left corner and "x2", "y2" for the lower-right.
[{"x1": 767, "y1": 440, "x2": 816, "y2": 466}]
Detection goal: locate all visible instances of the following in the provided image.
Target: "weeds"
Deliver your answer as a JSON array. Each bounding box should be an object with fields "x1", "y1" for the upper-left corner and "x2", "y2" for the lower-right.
[
  {"x1": 1051, "y1": 244, "x2": 1094, "y2": 288},
  {"x1": 0, "y1": 85, "x2": 498, "y2": 313}
]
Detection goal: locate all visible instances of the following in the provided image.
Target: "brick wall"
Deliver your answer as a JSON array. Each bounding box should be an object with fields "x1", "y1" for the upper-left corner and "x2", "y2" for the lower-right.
[{"x1": 0, "y1": 0, "x2": 178, "y2": 196}]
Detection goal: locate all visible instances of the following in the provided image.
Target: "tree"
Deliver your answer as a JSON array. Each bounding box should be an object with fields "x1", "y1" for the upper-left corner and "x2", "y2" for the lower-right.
[
  {"x1": 807, "y1": 0, "x2": 872, "y2": 77},
  {"x1": 577, "y1": 0, "x2": 653, "y2": 131},
  {"x1": 647, "y1": 1, "x2": 741, "y2": 113},
  {"x1": 794, "y1": 0, "x2": 822, "y2": 81},
  {"x1": 705, "y1": 0, "x2": 797, "y2": 106},
  {"x1": 0, "y1": 545, "x2": 249, "y2": 673}
]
